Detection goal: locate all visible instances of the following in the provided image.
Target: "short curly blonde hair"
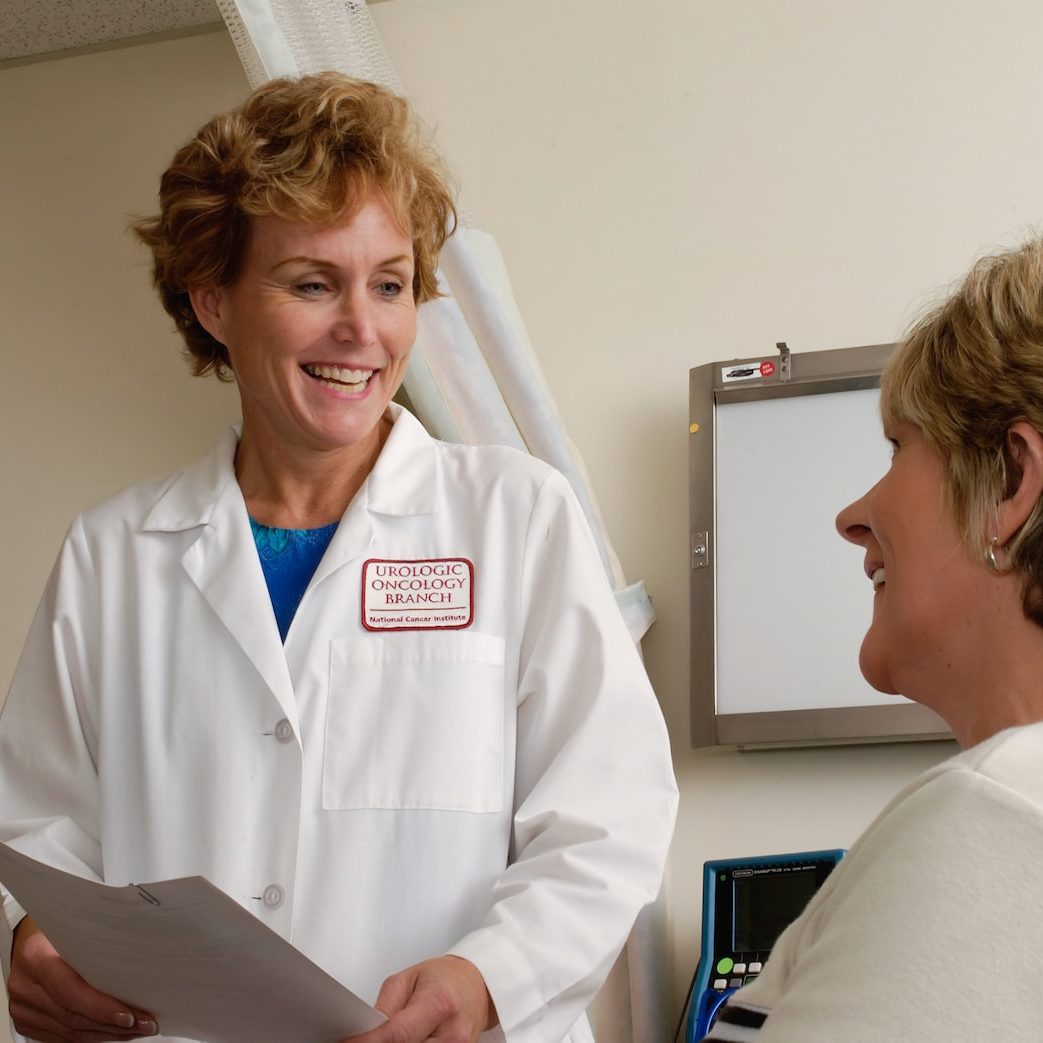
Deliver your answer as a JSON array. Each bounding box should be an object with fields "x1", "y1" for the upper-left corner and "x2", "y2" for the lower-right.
[
  {"x1": 133, "y1": 73, "x2": 457, "y2": 379},
  {"x1": 881, "y1": 236, "x2": 1043, "y2": 625}
]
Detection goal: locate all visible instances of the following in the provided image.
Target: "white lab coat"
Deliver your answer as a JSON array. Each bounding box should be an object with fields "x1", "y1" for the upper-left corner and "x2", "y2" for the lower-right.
[{"x1": 0, "y1": 405, "x2": 677, "y2": 1043}]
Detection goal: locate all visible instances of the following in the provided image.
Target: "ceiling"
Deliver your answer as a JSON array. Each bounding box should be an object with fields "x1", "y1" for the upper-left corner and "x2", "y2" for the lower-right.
[
  {"x1": 2, "y1": 0, "x2": 393, "y2": 66},
  {"x1": 1, "y1": 0, "x2": 223, "y2": 64}
]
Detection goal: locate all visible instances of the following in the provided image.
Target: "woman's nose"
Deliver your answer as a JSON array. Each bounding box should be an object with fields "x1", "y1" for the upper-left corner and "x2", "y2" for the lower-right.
[
  {"x1": 836, "y1": 489, "x2": 872, "y2": 546},
  {"x1": 333, "y1": 290, "x2": 376, "y2": 345}
]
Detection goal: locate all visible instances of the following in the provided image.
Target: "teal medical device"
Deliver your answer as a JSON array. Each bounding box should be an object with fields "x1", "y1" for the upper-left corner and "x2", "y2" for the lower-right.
[{"x1": 686, "y1": 849, "x2": 844, "y2": 1041}]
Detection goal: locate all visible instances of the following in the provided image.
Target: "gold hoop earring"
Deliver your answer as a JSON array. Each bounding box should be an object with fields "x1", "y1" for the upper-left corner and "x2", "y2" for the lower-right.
[{"x1": 985, "y1": 536, "x2": 1014, "y2": 575}]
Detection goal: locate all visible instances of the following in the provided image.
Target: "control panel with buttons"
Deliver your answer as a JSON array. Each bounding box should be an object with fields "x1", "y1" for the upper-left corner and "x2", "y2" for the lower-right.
[{"x1": 684, "y1": 849, "x2": 844, "y2": 1042}]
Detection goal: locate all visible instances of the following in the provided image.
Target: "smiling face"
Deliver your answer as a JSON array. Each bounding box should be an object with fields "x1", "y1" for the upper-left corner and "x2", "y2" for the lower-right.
[
  {"x1": 835, "y1": 422, "x2": 989, "y2": 703},
  {"x1": 191, "y1": 192, "x2": 417, "y2": 465}
]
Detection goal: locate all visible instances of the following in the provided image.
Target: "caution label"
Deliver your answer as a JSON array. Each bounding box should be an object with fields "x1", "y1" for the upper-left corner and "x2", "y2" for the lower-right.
[{"x1": 721, "y1": 359, "x2": 776, "y2": 383}]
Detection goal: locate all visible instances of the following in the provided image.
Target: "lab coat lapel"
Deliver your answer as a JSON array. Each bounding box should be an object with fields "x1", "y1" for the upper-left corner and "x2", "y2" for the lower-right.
[
  {"x1": 182, "y1": 504, "x2": 299, "y2": 725},
  {"x1": 143, "y1": 430, "x2": 299, "y2": 726},
  {"x1": 309, "y1": 406, "x2": 437, "y2": 588},
  {"x1": 307, "y1": 498, "x2": 374, "y2": 588}
]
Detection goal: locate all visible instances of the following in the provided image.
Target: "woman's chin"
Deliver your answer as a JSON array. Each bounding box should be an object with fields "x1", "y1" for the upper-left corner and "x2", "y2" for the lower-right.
[{"x1": 857, "y1": 640, "x2": 901, "y2": 696}]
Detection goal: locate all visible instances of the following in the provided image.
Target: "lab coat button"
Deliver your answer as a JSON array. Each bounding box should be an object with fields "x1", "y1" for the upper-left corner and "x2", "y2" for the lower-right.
[
  {"x1": 273, "y1": 719, "x2": 294, "y2": 743},
  {"x1": 262, "y1": 884, "x2": 284, "y2": 909}
]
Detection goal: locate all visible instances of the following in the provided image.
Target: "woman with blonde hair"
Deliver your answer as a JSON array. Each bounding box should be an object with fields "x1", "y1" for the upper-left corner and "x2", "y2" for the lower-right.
[
  {"x1": 706, "y1": 237, "x2": 1043, "y2": 1041},
  {"x1": 0, "y1": 73, "x2": 677, "y2": 1043}
]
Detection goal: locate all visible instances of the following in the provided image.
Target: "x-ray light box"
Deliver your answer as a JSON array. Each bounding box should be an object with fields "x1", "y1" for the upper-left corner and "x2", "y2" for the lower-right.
[{"x1": 689, "y1": 343, "x2": 951, "y2": 748}]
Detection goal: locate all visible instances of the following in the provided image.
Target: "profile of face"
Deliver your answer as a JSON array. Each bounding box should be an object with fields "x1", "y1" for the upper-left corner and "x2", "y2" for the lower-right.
[
  {"x1": 835, "y1": 421, "x2": 988, "y2": 705},
  {"x1": 189, "y1": 191, "x2": 417, "y2": 460}
]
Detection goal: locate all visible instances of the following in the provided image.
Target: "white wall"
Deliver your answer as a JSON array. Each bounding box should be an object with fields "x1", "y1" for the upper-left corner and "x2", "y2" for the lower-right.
[{"x1": 4, "y1": 1, "x2": 1043, "y2": 1036}]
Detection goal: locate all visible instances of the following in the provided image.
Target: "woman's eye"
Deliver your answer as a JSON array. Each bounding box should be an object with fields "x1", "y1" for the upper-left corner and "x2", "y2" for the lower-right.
[
  {"x1": 296, "y1": 281, "x2": 328, "y2": 296},
  {"x1": 377, "y1": 280, "x2": 403, "y2": 297}
]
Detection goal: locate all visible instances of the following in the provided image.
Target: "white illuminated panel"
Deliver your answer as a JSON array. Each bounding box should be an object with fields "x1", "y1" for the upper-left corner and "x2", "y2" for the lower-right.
[{"x1": 714, "y1": 387, "x2": 909, "y2": 715}]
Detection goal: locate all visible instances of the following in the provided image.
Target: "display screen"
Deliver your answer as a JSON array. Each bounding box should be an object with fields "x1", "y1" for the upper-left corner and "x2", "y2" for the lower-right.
[{"x1": 733, "y1": 868, "x2": 819, "y2": 953}]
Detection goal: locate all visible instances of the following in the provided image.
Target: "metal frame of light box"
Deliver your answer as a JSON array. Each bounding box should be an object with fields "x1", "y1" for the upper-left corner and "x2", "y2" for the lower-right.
[{"x1": 688, "y1": 342, "x2": 952, "y2": 749}]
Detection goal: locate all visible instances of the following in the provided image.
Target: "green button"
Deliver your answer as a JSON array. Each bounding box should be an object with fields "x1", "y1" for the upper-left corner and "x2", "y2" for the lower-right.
[{"x1": 716, "y1": 957, "x2": 734, "y2": 975}]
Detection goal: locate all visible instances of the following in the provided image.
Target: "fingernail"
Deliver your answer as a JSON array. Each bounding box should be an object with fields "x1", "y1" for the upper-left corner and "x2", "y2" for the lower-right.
[
  {"x1": 113, "y1": 1012, "x2": 136, "y2": 1029},
  {"x1": 135, "y1": 1018, "x2": 159, "y2": 1036}
]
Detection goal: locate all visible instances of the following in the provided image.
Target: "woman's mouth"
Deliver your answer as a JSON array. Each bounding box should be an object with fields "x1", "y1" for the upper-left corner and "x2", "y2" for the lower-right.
[
  {"x1": 302, "y1": 364, "x2": 373, "y2": 392},
  {"x1": 871, "y1": 567, "x2": 886, "y2": 591}
]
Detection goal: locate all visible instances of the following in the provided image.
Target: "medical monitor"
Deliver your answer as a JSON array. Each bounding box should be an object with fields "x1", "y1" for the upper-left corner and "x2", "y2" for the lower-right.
[{"x1": 686, "y1": 850, "x2": 845, "y2": 1041}]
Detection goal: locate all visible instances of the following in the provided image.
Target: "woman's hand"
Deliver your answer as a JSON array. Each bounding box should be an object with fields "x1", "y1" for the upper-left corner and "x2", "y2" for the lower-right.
[
  {"x1": 8, "y1": 917, "x2": 158, "y2": 1043},
  {"x1": 340, "y1": 955, "x2": 495, "y2": 1043}
]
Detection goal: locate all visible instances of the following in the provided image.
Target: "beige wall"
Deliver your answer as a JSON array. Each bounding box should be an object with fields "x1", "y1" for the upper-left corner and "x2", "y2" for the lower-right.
[
  {"x1": 0, "y1": 28, "x2": 246, "y2": 678},
  {"x1": 3, "y1": 1, "x2": 1043, "y2": 1036}
]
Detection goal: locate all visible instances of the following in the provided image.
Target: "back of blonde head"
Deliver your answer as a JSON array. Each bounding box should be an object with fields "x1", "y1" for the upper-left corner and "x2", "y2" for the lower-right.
[{"x1": 881, "y1": 236, "x2": 1043, "y2": 625}]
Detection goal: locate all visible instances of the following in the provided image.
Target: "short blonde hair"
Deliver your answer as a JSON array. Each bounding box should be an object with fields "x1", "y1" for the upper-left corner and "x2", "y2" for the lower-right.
[
  {"x1": 133, "y1": 73, "x2": 457, "y2": 379},
  {"x1": 881, "y1": 236, "x2": 1043, "y2": 625}
]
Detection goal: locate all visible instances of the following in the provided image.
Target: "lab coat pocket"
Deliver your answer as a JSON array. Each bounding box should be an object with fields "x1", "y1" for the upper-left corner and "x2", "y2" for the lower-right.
[{"x1": 324, "y1": 632, "x2": 505, "y2": 812}]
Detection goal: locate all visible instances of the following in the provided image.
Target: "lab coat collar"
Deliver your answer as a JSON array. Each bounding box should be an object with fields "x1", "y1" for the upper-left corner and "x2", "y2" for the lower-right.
[
  {"x1": 305, "y1": 405, "x2": 436, "y2": 590},
  {"x1": 135, "y1": 410, "x2": 440, "y2": 717},
  {"x1": 142, "y1": 427, "x2": 242, "y2": 533},
  {"x1": 141, "y1": 408, "x2": 438, "y2": 532},
  {"x1": 365, "y1": 403, "x2": 438, "y2": 517}
]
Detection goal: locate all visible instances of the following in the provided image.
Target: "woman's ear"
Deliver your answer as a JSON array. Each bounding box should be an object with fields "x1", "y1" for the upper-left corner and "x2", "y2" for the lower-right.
[
  {"x1": 996, "y1": 421, "x2": 1043, "y2": 542},
  {"x1": 187, "y1": 285, "x2": 228, "y2": 346}
]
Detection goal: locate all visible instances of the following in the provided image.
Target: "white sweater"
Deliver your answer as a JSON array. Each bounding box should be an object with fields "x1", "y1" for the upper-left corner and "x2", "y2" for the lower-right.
[{"x1": 705, "y1": 721, "x2": 1043, "y2": 1042}]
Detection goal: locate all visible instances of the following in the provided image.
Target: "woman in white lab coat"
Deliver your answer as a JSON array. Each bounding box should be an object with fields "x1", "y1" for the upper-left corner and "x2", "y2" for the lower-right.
[
  {"x1": 704, "y1": 237, "x2": 1043, "y2": 1042},
  {"x1": 0, "y1": 74, "x2": 677, "y2": 1043}
]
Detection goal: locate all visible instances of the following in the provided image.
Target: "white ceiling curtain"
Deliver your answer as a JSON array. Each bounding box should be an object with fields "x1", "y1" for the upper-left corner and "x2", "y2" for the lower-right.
[{"x1": 211, "y1": 2, "x2": 667, "y2": 1039}]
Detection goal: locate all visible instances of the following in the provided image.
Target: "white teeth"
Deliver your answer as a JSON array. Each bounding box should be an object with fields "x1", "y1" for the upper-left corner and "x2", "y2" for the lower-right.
[
  {"x1": 871, "y1": 567, "x2": 886, "y2": 589},
  {"x1": 304, "y1": 364, "x2": 373, "y2": 387}
]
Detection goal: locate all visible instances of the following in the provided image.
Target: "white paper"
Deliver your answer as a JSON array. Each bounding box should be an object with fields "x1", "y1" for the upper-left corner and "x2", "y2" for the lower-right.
[{"x1": 0, "y1": 842, "x2": 384, "y2": 1043}]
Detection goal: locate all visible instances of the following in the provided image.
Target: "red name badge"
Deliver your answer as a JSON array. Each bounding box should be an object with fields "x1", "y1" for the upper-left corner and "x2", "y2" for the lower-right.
[{"x1": 361, "y1": 558, "x2": 474, "y2": 631}]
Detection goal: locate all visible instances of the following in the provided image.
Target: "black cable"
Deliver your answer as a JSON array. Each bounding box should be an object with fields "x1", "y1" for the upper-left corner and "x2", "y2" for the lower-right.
[{"x1": 672, "y1": 960, "x2": 701, "y2": 1042}]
